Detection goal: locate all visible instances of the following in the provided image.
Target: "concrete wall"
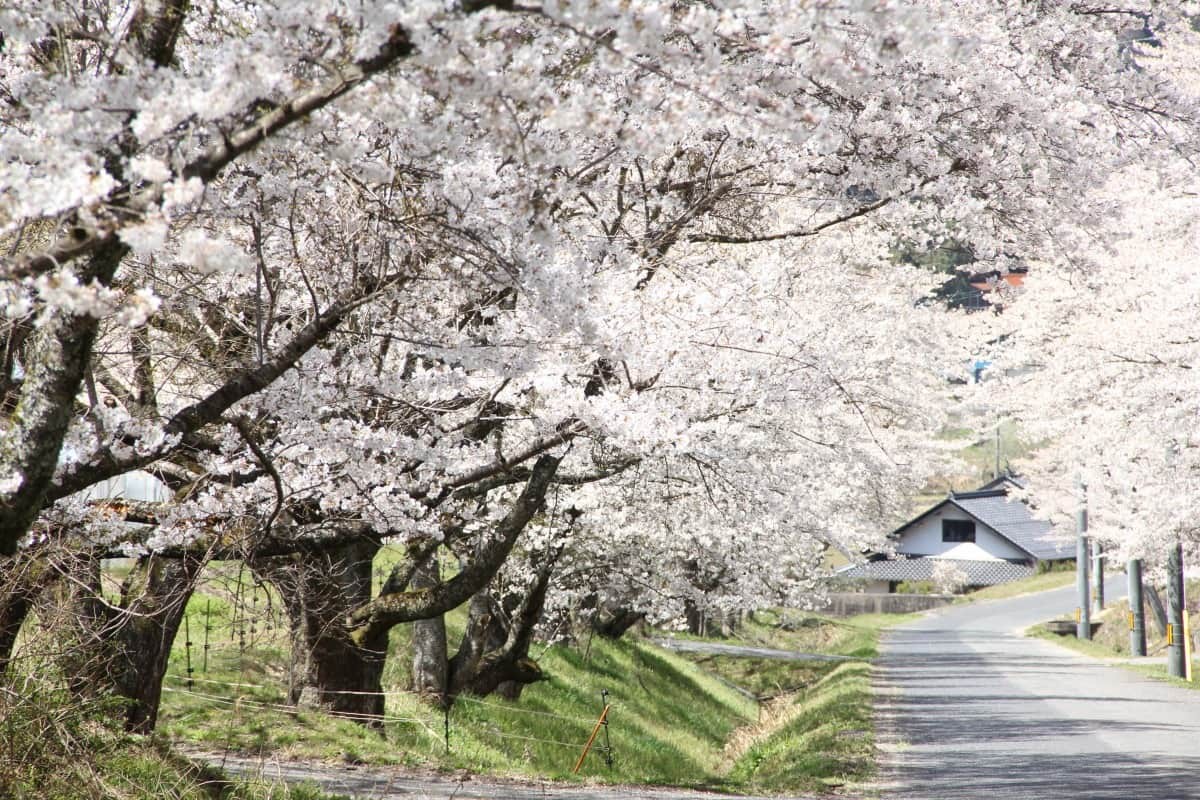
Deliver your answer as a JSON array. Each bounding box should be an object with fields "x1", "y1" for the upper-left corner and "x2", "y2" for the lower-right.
[
  {"x1": 896, "y1": 504, "x2": 1027, "y2": 561},
  {"x1": 818, "y1": 592, "x2": 957, "y2": 616}
]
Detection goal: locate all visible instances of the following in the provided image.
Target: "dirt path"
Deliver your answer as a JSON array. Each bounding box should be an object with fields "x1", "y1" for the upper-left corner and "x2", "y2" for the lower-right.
[
  {"x1": 193, "y1": 751, "x2": 825, "y2": 799},
  {"x1": 650, "y1": 637, "x2": 856, "y2": 662}
]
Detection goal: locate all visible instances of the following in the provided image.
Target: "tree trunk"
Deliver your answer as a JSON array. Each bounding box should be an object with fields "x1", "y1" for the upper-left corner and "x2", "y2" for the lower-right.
[
  {"x1": 0, "y1": 550, "x2": 53, "y2": 673},
  {"x1": 591, "y1": 606, "x2": 645, "y2": 640},
  {"x1": 683, "y1": 598, "x2": 704, "y2": 636},
  {"x1": 410, "y1": 557, "x2": 449, "y2": 704},
  {"x1": 252, "y1": 539, "x2": 386, "y2": 724},
  {"x1": 1146, "y1": 584, "x2": 1169, "y2": 636},
  {"x1": 347, "y1": 454, "x2": 562, "y2": 643},
  {"x1": 448, "y1": 547, "x2": 559, "y2": 701},
  {"x1": 109, "y1": 555, "x2": 204, "y2": 732},
  {"x1": 53, "y1": 553, "x2": 205, "y2": 733}
]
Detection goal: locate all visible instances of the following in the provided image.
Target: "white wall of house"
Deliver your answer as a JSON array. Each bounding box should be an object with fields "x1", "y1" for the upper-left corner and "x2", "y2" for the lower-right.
[
  {"x1": 895, "y1": 504, "x2": 1028, "y2": 561},
  {"x1": 80, "y1": 470, "x2": 171, "y2": 503},
  {"x1": 863, "y1": 579, "x2": 892, "y2": 594}
]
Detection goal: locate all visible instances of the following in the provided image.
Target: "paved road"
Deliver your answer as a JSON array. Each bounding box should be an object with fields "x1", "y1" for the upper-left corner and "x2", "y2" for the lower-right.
[{"x1": 875, "y1": 577, "x2": 1200, "y2": 799}]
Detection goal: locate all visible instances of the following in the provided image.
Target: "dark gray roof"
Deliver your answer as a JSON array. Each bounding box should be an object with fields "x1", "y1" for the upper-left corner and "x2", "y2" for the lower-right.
[
  {"x1": 882, "y1": 475, "x2": 1072, "y2": 562},
  {"x1": 835, "y1": 557, "x2": 1034, "y2": 586},
  {"x1": 948, "y1": 480, "x2": 1074, "y2": 561}
]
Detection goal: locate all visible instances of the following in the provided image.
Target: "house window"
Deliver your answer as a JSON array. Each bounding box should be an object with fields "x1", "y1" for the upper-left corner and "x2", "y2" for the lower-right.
[{"x1": 942, "y1": 519, "x2": 976, "y2": 543}]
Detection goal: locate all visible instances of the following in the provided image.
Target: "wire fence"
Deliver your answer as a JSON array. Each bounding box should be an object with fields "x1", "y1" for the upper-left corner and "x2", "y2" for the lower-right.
[
  {"x1": 8, "y1": 559, "x2": 619, "y2": 772},
  {"x1": 160, "y1": 660, "x2": 617, "y2": 769}
]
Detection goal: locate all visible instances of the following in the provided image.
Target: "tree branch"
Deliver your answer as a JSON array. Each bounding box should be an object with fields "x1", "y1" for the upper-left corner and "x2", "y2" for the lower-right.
[{"x1": 348, "y1": 454, "x2": 561, "y2": 645}]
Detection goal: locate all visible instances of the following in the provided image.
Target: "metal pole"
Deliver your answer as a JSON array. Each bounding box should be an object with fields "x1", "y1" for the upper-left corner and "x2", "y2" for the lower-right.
[
  {"x1": 1168, "y1": 543, "x2": 1186, "y2": 678},
  {"x1": 184, "y1": 612, "x2": 194, "y2": 690},
  {"x1": 202, "y1": 599, "x2": 211, "y2": 673},
  {"x1": 573, "y1": 704, "x2": 611, "y2": 774},
  {"x1": 1128, "y1": 559, "x2": 1146, "y2": 657},
  {"x1": 1076, "y1": 479, "x2": 1091, "y2": 640},
  {"x1": 1092, "y1": 542, "x2": 1105, "y2": 613},
  {"x1": 994, "y1": 426, "x2": 1001, "y2": 480},
  {"x1": 599, "y1": 689, "x2": 613, "y2": 769}
]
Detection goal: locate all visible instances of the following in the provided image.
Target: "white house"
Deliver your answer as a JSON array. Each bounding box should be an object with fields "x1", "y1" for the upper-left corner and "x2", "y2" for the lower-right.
[{"x1": 836, "y1": 475, "x2": 1074, "y2": 593}]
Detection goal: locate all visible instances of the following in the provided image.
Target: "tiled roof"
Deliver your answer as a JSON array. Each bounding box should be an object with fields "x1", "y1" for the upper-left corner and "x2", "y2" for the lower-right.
[
  {"x1": 835, "y1": 557, "x2": 1035, "y2": 586},
  {"x1": 949, "y1": 481, "x2": 1074, "y2": 561}
]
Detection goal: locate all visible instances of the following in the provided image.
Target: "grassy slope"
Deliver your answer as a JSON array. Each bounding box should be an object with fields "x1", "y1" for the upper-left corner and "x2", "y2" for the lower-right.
[
  {"x1": 673, "y1": 610, "x2": 911, "y2": 794},
  {"x1": 0, "y1": 702, "x2": 346, "y2": 800},
  {"x1": 153, "y1": 562, "x2": 907, "y2": 794},
  {"x1": 958, "y1": 569, "x2": 1075, "y2": 603},
  {"x1": 164, "y1": 634, "x2": 755, "y2": 786},
  {"x1": 159, "y1": 566, "x2": 756, "y2": 787}
]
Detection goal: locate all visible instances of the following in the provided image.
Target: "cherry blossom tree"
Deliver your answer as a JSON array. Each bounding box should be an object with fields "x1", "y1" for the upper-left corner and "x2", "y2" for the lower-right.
[{"x1": 4, "y1": 0, "x2": 1199, "y2": 730}]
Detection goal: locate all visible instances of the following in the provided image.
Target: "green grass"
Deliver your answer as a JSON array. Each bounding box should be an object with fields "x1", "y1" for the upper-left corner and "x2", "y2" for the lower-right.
[
  {"x1": 727, "y1": 662, "x2": 875, "y2": 794},
  {"x1": 1027, "y1": 602, "x2": 1200, "y2": 690},
  {"x1": 153, "y1": 560, "x2": 905, "y2": 794},
  {"x1": 0, "y1": 692, "x2": 349, "y2": 800},
  {"x1": 958, "y1": 569, "x2": 1076, "y2": 603},
  {"x1": 159, "y1": 561, "x2": 757, "y2": 787},
  {"x1": 670, "y1": 610, "x2": 911, "y2": 794},
  {"x1": 162, "y1": 632, "x2": 756, "y2": 786},
  {"x1": 1029, "y1": 623, "x2": 1128, "y2": 659}
]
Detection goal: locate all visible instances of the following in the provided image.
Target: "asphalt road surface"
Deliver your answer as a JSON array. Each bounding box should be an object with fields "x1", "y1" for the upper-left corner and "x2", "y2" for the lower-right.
[{"x1": 875, "y1": 576, "x2": 1200, "y2": 799}]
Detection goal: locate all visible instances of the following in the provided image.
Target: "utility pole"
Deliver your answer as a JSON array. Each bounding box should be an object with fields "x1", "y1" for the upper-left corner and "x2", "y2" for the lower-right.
[
  {"x1": 1167, "y1": 543, "x2": 1186, "y2": 679},
  {"x1": 994, "y1": 426, "x2": 1000, "y2": 480},
  {"x1": 1092, "y1": 542, "x2": 1105, "y2": 613},
  {"x1": 1076, "y1": 478, "x2": 1091, "y2": 640},
  {"x1": 1127, "y1": 559, "x2": 1146, "y2": 657}
]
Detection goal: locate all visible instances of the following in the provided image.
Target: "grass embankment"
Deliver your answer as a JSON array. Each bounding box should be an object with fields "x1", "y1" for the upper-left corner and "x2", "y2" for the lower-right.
[
  {"x1": 0, "y1": 690, "x2": 346, "y2": 800},
  {"x1": 671, "y1": 610, "x2": 910, "y2": 794},
  {"x1": 150, "y1": 561, "x2": 907, "y2": 794},
  {"x1": 959, "y1": 569, "x2": 1075, "y2": 603},
  {"x1": 159, "y1": 562, "x2": 755, "y2": 788}
]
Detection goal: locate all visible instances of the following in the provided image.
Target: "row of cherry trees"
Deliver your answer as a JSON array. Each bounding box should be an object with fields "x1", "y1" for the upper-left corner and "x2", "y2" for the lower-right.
[{"x1": 2, "y1": 1, "x2": 1197, "y2": 732}]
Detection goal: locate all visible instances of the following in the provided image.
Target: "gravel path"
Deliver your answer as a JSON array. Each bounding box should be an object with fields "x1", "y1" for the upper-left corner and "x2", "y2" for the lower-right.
[
  {"x1": 650, "y1": 637, "x2": 855, "y2": 662},
  {"x1": 875, "y1": 575, "x2": 1200, "y2": 799},
  {"x1": 196, "y1": 751, "x2": 823, "y2": 800}
]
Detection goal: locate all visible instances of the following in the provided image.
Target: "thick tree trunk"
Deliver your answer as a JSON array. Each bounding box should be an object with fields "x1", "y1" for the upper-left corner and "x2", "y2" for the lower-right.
[
  {"x1": 591, "y1": 605, "x2": 645, "y2": 640},
  {"x1": 347, "y1": 455, "x2": 562, "y2": 643},
  {"x1": 448, "y1": 548, "x2": 559, "y2": 701},
  {"x1": 683, "y1": 599, "x2": 705, "y2": 636},
  {"x1": 55, "y1": 553, "x2": 204, "y2": 733},
  {"x1": 253, "y1": 539, "x2": 386, "y2": 723},
  {"x1": 109, "y1": 555, "x2": 204, "y2": 732},
  {"x1": 447, "y1": 591, "x2": 509, "y2": 699},
  {"x1": 410, "y1": 558, "x2": 448, "y2": 704},
  {"x1": 0, "y1": 550, "x2": 53, "y2": 673}
]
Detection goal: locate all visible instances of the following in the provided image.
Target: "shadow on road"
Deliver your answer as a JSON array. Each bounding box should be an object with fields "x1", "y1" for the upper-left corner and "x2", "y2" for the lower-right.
[{"x1": 876, "y1": 608, "x2": 1200, "y2": 799}]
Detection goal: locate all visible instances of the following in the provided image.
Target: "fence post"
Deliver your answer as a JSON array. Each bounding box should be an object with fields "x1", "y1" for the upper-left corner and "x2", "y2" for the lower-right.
[
  {"x1": 202, "y1": 599, "x2": 211, "y2": 673},
  {"x1": 573, "y1": 703, "x2": 611, "y2": 774},
  {"x1": 599, "y1": 689, "x2": 614, "y2": 769},
  {"x1": 184, "y1": 612, "x2": 194, "y2": 690}
]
